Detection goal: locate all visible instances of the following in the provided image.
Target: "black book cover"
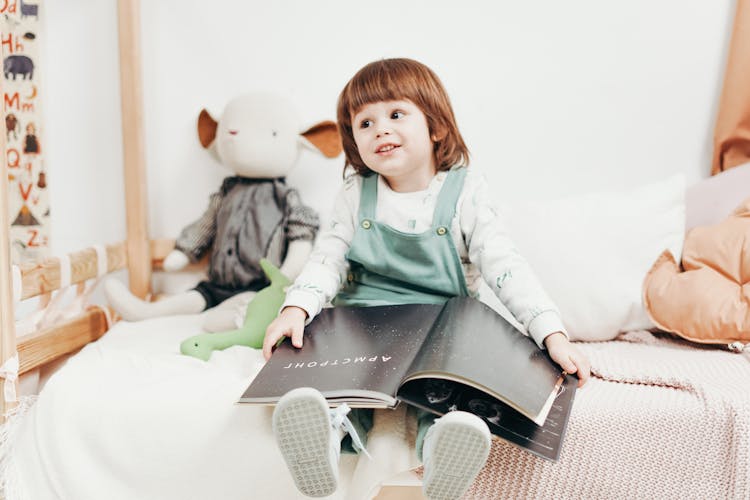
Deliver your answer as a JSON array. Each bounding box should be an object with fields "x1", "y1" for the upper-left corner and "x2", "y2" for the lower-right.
[{"x1": 238, "y1": 297, "x2": 576, "y2": 461}]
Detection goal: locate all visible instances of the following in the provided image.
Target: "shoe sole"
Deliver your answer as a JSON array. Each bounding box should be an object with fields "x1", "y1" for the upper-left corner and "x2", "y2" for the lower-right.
[
  {"x1": 423, "y1": 420, "x2": 491, "y2": 500},
  {"x1": 273, "y1": 388, "x2": 337, "y2": 497}
]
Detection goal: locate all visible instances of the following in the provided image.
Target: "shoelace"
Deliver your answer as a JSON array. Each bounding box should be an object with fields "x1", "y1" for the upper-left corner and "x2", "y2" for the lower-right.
[{"x1": 330, "y1": 403, "x2": 372, "y2": 459}]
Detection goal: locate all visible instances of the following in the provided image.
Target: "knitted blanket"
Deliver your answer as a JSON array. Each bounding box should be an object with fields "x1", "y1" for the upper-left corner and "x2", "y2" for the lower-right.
[{"x1": 461, "y1": 331, "x2": 750, "y2": 499}]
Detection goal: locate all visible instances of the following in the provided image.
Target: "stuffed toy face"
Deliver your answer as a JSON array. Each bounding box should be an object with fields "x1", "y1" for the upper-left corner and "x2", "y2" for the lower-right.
[{"x1": 198, "y1": 92, "x2": 340, "y2": 178}]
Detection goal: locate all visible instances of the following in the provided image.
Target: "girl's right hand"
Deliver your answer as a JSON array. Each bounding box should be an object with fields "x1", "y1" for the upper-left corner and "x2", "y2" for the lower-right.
[{"x1": 262, "y1": 306, "x2": 308, "y2": 361}]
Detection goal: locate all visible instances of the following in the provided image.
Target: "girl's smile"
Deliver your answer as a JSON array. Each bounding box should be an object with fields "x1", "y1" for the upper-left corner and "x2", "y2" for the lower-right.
[{"x1": 375, "y1": 143, "x2": 400, "y2": 155}]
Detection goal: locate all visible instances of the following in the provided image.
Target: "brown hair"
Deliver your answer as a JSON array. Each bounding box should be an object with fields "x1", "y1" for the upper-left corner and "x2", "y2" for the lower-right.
[{"x1": 337, "y1": 58, "x2": 470, "y2": 176}]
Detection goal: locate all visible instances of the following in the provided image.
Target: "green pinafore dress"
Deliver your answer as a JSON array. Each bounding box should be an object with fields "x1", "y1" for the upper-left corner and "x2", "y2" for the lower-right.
[{"x1": 335, "y1": 167, "x2": 469, "y2": 458}]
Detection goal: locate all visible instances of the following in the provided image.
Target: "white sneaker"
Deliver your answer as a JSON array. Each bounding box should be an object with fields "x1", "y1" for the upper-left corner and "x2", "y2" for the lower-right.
[
  {"x1": 421, "y1": 411, "x2": 492, "y2": 500},
  {"x1": 273, "y1": 387, "x2": 373, "y2": 497}
]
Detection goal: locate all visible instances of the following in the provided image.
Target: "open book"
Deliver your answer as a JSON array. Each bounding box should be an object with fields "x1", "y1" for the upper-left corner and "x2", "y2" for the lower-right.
[{"x1": 239, "y1": 296, "x2": 577, "y2": 461}]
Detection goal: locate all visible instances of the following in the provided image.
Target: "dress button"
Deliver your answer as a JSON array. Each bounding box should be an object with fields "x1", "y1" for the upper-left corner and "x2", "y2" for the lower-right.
[
  {"x1": 227, "y1": 248, "x2": 233, "y2": 255},
  {"x1": 436, "y1": 226, "x2": 447, "y2": 236},
  {"x1": 347, "y1": 273, "x2": 354, "y2": 282},
  {"x1": 361, "y1": 220, "x2": 372, "y2": 229}
]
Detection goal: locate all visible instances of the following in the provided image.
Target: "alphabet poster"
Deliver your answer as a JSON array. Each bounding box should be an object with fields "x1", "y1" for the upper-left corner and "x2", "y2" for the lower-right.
[{"x1": 2, "y1": 0, "x2": 46, "y2": 264}]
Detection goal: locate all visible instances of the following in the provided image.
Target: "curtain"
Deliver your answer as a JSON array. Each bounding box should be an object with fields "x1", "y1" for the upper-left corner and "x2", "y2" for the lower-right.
[{"x1": 712, "y1": 0, "x2": 750, "y2": 175}]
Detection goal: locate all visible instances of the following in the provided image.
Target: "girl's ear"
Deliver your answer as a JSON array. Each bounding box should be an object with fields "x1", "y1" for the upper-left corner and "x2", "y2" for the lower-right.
[
  {"x1": 300, "y1": 120, "x2": 342, "y2": 158},
  {"x1": 197, "y1": 109, "x2": 218, "y2": 148},
  {"x1": 431, "y1": 123, "x2": 448, "y2": 143}
]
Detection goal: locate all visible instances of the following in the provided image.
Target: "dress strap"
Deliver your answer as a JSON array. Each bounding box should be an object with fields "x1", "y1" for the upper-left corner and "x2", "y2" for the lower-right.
[
  {"x1": 432, "y1": 167, "x2": 468, "y2": 228},
  {"x1": 357, "y1": 174, "x2": 378, "y2": 222}
]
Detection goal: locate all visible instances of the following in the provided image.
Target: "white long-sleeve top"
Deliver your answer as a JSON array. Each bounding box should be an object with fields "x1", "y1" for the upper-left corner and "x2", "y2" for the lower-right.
[{"x1": 283, "y1": 168, "x2": 567, "y2": 348}]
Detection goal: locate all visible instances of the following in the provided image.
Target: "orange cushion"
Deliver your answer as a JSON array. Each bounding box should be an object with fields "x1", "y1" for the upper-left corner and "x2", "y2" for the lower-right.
[{"x1": 643, "y1": 197, "x2": 750, "y2": 344}]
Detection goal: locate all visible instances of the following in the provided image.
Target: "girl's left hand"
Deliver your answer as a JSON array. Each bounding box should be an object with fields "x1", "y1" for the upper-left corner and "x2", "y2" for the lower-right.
[{"x1": 543, "y1": 332, "x2": 591, "y2": 388}]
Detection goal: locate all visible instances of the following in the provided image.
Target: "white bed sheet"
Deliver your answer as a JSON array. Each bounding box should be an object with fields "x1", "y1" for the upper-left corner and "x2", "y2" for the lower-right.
[{"x1": 8, "y1": 314, "x2": 418, "y2": 500}]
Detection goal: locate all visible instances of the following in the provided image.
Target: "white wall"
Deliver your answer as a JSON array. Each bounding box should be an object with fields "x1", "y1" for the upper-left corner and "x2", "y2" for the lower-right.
[{"x1": 43, "y1": 0, "x2": 734, "y2": 255}]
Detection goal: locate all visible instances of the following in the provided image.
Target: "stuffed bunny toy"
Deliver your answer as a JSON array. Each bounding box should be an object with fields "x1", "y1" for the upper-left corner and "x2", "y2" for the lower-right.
[{"x1": 105, "y1": 92, "x2": 341, "y2": 331}]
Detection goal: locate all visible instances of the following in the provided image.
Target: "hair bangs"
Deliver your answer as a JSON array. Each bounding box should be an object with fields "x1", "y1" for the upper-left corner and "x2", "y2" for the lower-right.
[{"x1": 343, "y1": 62, "x2": 422, "y2": 119}]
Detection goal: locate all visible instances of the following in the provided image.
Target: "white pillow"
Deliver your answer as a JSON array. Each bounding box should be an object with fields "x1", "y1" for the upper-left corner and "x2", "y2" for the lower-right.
[{"x1": 497, "y1": 175, "x2": 685, "y2": 342}]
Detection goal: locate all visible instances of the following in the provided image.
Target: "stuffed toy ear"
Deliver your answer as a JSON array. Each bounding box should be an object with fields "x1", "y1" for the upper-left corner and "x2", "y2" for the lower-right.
[
  {"x1": 300, "y1": 120, "x2": 342, "y2": 158},
  {"x1": 198, "y1": 109, "x2": 218, "y2": 148}
]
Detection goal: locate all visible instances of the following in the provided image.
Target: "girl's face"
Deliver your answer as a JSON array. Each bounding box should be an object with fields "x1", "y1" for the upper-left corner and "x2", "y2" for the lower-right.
[{"x1": 351, "y1": 99, "x2": 435, "y2": 192}]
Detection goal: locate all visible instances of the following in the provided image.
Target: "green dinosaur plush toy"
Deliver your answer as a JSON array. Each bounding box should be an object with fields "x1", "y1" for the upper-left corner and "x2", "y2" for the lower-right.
[{"x1": 180, "y1": 259, "x2": 291, "y2": 360}]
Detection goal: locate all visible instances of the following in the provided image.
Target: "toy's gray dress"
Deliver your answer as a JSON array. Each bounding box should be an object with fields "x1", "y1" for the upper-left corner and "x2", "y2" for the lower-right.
[{"x1": 175, "y1": 177, "x2": 318, "y2": 308}]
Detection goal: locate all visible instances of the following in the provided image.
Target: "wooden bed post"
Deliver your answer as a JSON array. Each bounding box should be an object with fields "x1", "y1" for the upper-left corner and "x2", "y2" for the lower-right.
[
  {"x1": 117, "y1": 0, "x2": 152, "y2": 299},
  {"x1": 0, "y1": 78, "x2": 18, "y2": 416}
]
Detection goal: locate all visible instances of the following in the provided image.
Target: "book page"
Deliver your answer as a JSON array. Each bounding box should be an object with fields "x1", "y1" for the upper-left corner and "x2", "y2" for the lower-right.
[
  {"x1": 239, "y1": 303, "x2": 443, "y2": 405},
  {"x1": 397, "y1": 374, "x2": 577, "y2": 461},
  {"x1": 400, "y1": 297, "x2": 563, "y2": 421}
]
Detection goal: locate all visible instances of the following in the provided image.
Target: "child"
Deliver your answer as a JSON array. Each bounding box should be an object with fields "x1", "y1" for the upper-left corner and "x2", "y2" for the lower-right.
[{"x1": 263, "y1": 58, "x2": 590, "y2": 500}]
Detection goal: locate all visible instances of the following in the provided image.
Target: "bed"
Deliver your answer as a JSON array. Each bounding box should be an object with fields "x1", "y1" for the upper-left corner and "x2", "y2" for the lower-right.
[
  {"x1": 3, "y1": 1, "x2": 750, "y2": 499},
  {"x1": 5, "y1": 317, "x2": 750, "y2": 500}
]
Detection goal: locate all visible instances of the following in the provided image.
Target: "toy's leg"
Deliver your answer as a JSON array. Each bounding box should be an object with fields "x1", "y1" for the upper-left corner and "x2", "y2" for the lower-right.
[
  {"x1": 201, "y1": 291, "x2": 256, "y2": 332},
  {"x1": 103, "y1": 278, "x2": 206, "y2": 321}
]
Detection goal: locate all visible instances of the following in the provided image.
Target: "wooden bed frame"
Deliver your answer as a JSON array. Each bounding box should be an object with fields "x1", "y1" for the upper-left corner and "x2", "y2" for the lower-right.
[{"x1": 0, "y1": 0, "x2": 152, "y2": 418}]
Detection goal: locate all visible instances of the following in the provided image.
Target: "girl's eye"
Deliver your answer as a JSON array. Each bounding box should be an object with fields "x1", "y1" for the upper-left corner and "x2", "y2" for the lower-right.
[
  {"x1": 360, "y1": 119, "x2": 372, "y2": 129},
  {"x1": 391, "y1": 111, "x2": 404, "y2": 119}
]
